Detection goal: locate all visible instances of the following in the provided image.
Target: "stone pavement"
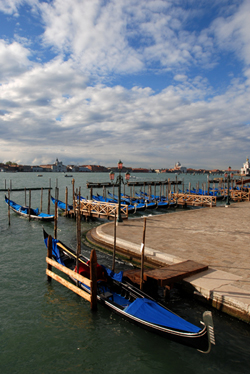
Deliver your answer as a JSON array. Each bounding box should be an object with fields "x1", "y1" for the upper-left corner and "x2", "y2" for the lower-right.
[{"x1": 90, "y1": 201, "x2": 250, "y2": 323}]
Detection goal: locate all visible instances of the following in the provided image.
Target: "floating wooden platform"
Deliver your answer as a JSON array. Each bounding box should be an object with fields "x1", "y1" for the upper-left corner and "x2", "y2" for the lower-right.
[
  {"x1": 0, "y1": 187, "x2": 52, "y2": 191},
  {"x1": 123, "y1": 260, "x2": 208, "y2": 288},
  {"x1": 236, "y1": 178, "x2": 250, "y2": 185},
  {"x1": 127, "y1": 180, "x2": 182, "y2": 187},
  {"x1": 86, "y1": 180, "x2": 182, "y2": 189},
  {"x1": 171, "y1": 193, "x2": 217, "y2": 207}
]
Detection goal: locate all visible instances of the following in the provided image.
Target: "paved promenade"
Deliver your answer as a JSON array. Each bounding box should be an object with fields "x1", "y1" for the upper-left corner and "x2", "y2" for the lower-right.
[{"x1": 90, "y1": 201, "x2": 250, "y2": 323}]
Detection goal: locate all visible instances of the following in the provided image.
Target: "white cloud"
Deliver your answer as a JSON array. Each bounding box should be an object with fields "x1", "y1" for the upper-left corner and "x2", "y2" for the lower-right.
[
  {"x1": 0, "y1": 0, "x2": 22, "y2": 15},
  {"x1": 40, "y1": 0, "x2": 144, "y2": 75},
  {"x1": 174, "y1": 74, "x2": 187, "y2": 81},
  {"x1": 1, "y1": 1, "x2": 250, "y2": 169},
  {"x1": 1, "y1": 55, "x2": 250, "y2": 168},
  {"x1": 212, "y1": 0, "x2": 250, "y2": 66},
  {"x1": 37, "y1": 0, "x2": 218, "y2": 76},
  {"x1": 0, "y1": 0, "x2": 38, "y2": 15},
  {"x1": 0, "y1": 39, "x2": 32, "y2": 81}
]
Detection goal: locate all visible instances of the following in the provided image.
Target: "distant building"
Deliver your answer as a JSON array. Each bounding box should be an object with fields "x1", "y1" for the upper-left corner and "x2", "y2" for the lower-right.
[
  {"x1": 40, "y1": 158, "x2": 67, "y2": 172},
  {"x1": 67, "y1": 165, "x2": 78, "y2": 172},
  {"x1": 241, "y1": 157, "x2": 250, "y2": 176},
  {"x1": 83, "y1": 165, "x2": 109, "y2": 172},
  {"x1": 170, "y1": 162, "x2": 187, "y2": 173},
  {"x1": 31, "y1": 166, "x2": 44, "y2": 172},
  {"x1": 131, "y1": 168, "x2": 150, "y2": 173},
  {"x1": 78, "y1": 165, "x2": 91, "y2": 172}
]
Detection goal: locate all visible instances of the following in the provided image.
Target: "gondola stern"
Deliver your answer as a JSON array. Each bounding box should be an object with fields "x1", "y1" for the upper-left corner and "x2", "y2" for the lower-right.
[{"x1": 198, "y1": 311, "x2": 215, "y2": 354}]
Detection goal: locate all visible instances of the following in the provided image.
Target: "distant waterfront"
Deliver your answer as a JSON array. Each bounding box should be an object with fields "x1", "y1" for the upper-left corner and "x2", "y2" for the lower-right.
[{"x1": 0, "y1": 172, "x2": 249, "y2": 374}]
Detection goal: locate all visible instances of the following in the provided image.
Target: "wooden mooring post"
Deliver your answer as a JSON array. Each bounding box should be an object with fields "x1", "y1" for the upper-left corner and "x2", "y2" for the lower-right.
[
  {"x1": 112, "y1": 209, "x2": 117, "y2": 272},
  {"x1": 47, "y1": 234, "x2": 53, "y2": 282},
  {"x1": 54, "y1": 187, "x2": 58, "y2": 239},
  {"x1": 8, "y1": 189, "x2": 10, "y2": 226},
  {"x1": 76, "y1": 188, "x2": 81, "y2": 286},
  {"x1": 72, "y1": 179, "x2": 75, "y2": 215},
  {"x1": 47, "y1": 178, "x2": 51, "y2": 214},
  {"x1": 28, "y1": 189, "x2": 31, "y2": 221},
  {"x1": 140, "y1": 217, "x2": 147, "y2": 291},
  {"x1": 40, "y1": 187, "x2": 43, "y2": 213},
  {"x1": 65, "y1": 187, "x2": 68, "y2": 217}
]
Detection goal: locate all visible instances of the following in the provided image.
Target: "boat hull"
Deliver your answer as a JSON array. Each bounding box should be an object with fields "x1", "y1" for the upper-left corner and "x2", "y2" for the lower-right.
[
  {"x1": 43, "y1": 230, "x2": 214, "y2": 353},
  {"x1": 5, "y1": 196, "x2": 54, "y2": 221}
]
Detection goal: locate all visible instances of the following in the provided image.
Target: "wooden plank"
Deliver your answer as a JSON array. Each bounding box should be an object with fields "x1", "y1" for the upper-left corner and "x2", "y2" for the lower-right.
[
  {"x1": 0, "y1": 187, "x2": 52, "y2": 191},
  {"x1": 144, "y1": 260, "x2": 208, "y2": 287},
  {"x1": 46, "y1": 257, "x2": 92, "y2": 288},
  {"x1": 123, "y1": 269, "x2": 141, "y2": 284},
  {"x1": 46, "y1": 269, "x2": 91, "y2": 302},
  {"x1": 236, "y1": 178, "x2": 250, "y2": 185},
  {"x1": 123, "y1": 261, "x2": 208, "y2": 287}
]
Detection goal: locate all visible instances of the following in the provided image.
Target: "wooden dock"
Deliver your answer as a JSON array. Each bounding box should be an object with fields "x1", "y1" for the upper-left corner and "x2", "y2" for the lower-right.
[
  {"x1": 67, "y1": 200, "x2": 129, "y2": 220},
  {"x1": 123, "y1": 260, "x2": 208, "y2": 290},
  {"x1": 171, "y1": 193, "x2": 217, "y2": 207},
  {"x1": 89, "y1": 200, "x2": 250, "y2": 322}
]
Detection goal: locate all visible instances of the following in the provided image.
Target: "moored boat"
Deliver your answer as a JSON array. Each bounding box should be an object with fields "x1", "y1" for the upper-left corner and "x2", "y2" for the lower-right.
[
  {"x1": 108, "y1": 192, "x2": 146, "y2": 211},
  {"x1": 5, "y1": 195, "x2": 54, "y2": 221},
  {"x1": 93, "y1": 194, "x2": 135, "y2": 213},
  {"x1": 43, "y1": 230, "x2": 215, "y2": 353},
  {"x1": 51, "y1": 196, "x2": 73, "y2": 211}
]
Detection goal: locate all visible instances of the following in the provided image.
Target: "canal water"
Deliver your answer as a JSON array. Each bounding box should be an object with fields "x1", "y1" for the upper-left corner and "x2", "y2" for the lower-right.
[{"x1": 0, "y1": 172, "x2": 249, "y2": 374}]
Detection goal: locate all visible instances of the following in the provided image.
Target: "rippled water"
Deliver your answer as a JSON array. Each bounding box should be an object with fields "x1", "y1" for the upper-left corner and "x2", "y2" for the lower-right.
[{"x1": 0, "y1": 172, "x2": 249, "y2": 374}]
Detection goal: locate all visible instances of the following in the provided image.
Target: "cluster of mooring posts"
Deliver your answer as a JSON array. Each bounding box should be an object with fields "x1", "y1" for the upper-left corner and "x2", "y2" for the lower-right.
[
  {"x1": 4, "y1": 169, "x2": 250, "y2": 226},
  {"x1": 48, "y1": 205, "x2": 209, "y2": 303},
  {"x1": 45, "y1": 206, "x2": 208, "y2": 310},
  {"x1": 5, "y1": 181, "x2": 53, "y2": 226},
  {"x1": 4, "y1": 170, "x2": 250, "y2": 307}
]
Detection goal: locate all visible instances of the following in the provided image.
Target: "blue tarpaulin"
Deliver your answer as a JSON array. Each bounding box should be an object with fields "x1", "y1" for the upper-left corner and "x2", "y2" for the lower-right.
[
  {"x1": 125, "y1": 298, "x2": 201, "y2": 333},
  {"x1": 101, "y1": 265, "x2": 123, "y2": 282},
  {"x1": 44, "y1": 237, "x2": 65, "y2": 265}
]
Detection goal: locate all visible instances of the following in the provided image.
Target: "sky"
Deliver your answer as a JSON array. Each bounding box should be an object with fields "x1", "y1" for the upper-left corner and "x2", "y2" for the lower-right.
[{"x1": 0, "y1": 0, "x2": 250, "y2": 169}]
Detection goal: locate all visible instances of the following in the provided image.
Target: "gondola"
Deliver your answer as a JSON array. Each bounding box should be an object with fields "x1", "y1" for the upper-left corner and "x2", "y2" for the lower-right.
[
  {"x1": 108, "y1": 191, "x2": 146, "y2": 211},
  {"x1": 43, "y1": 230, "x2": 215, "y2": 353},
  {"x1": 51, "y1": 196, "x2": 73, "y2": 211},
  {"x1": 5, "y1": 195, "x2": 54, "y2": 221},
  {"x1": 138, "y1": 191, "x2": 173, "y2": 208},
  {"x1": 93, "y1": 194, "x2": 136, "y2": 213}
]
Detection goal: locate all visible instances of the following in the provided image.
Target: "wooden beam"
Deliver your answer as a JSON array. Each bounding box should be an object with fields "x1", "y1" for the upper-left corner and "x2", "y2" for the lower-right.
[
  {"x1": 46, "y1": 269, "x2": 91, "y2": 302},
  {"x1": 46, "y1": 257, "x2": 92, "y2": 288}
]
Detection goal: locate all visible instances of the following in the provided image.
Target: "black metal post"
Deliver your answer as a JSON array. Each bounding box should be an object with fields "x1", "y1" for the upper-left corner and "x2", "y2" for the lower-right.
[{"x1": 117, "y1": 172, "x2": 123, "y2": 223}]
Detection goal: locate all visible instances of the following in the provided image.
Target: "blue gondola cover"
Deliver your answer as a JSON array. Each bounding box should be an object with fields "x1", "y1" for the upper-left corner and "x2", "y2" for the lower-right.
[{"x1": 125, "y1": 298, "x2": 201, "y2": 333}]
